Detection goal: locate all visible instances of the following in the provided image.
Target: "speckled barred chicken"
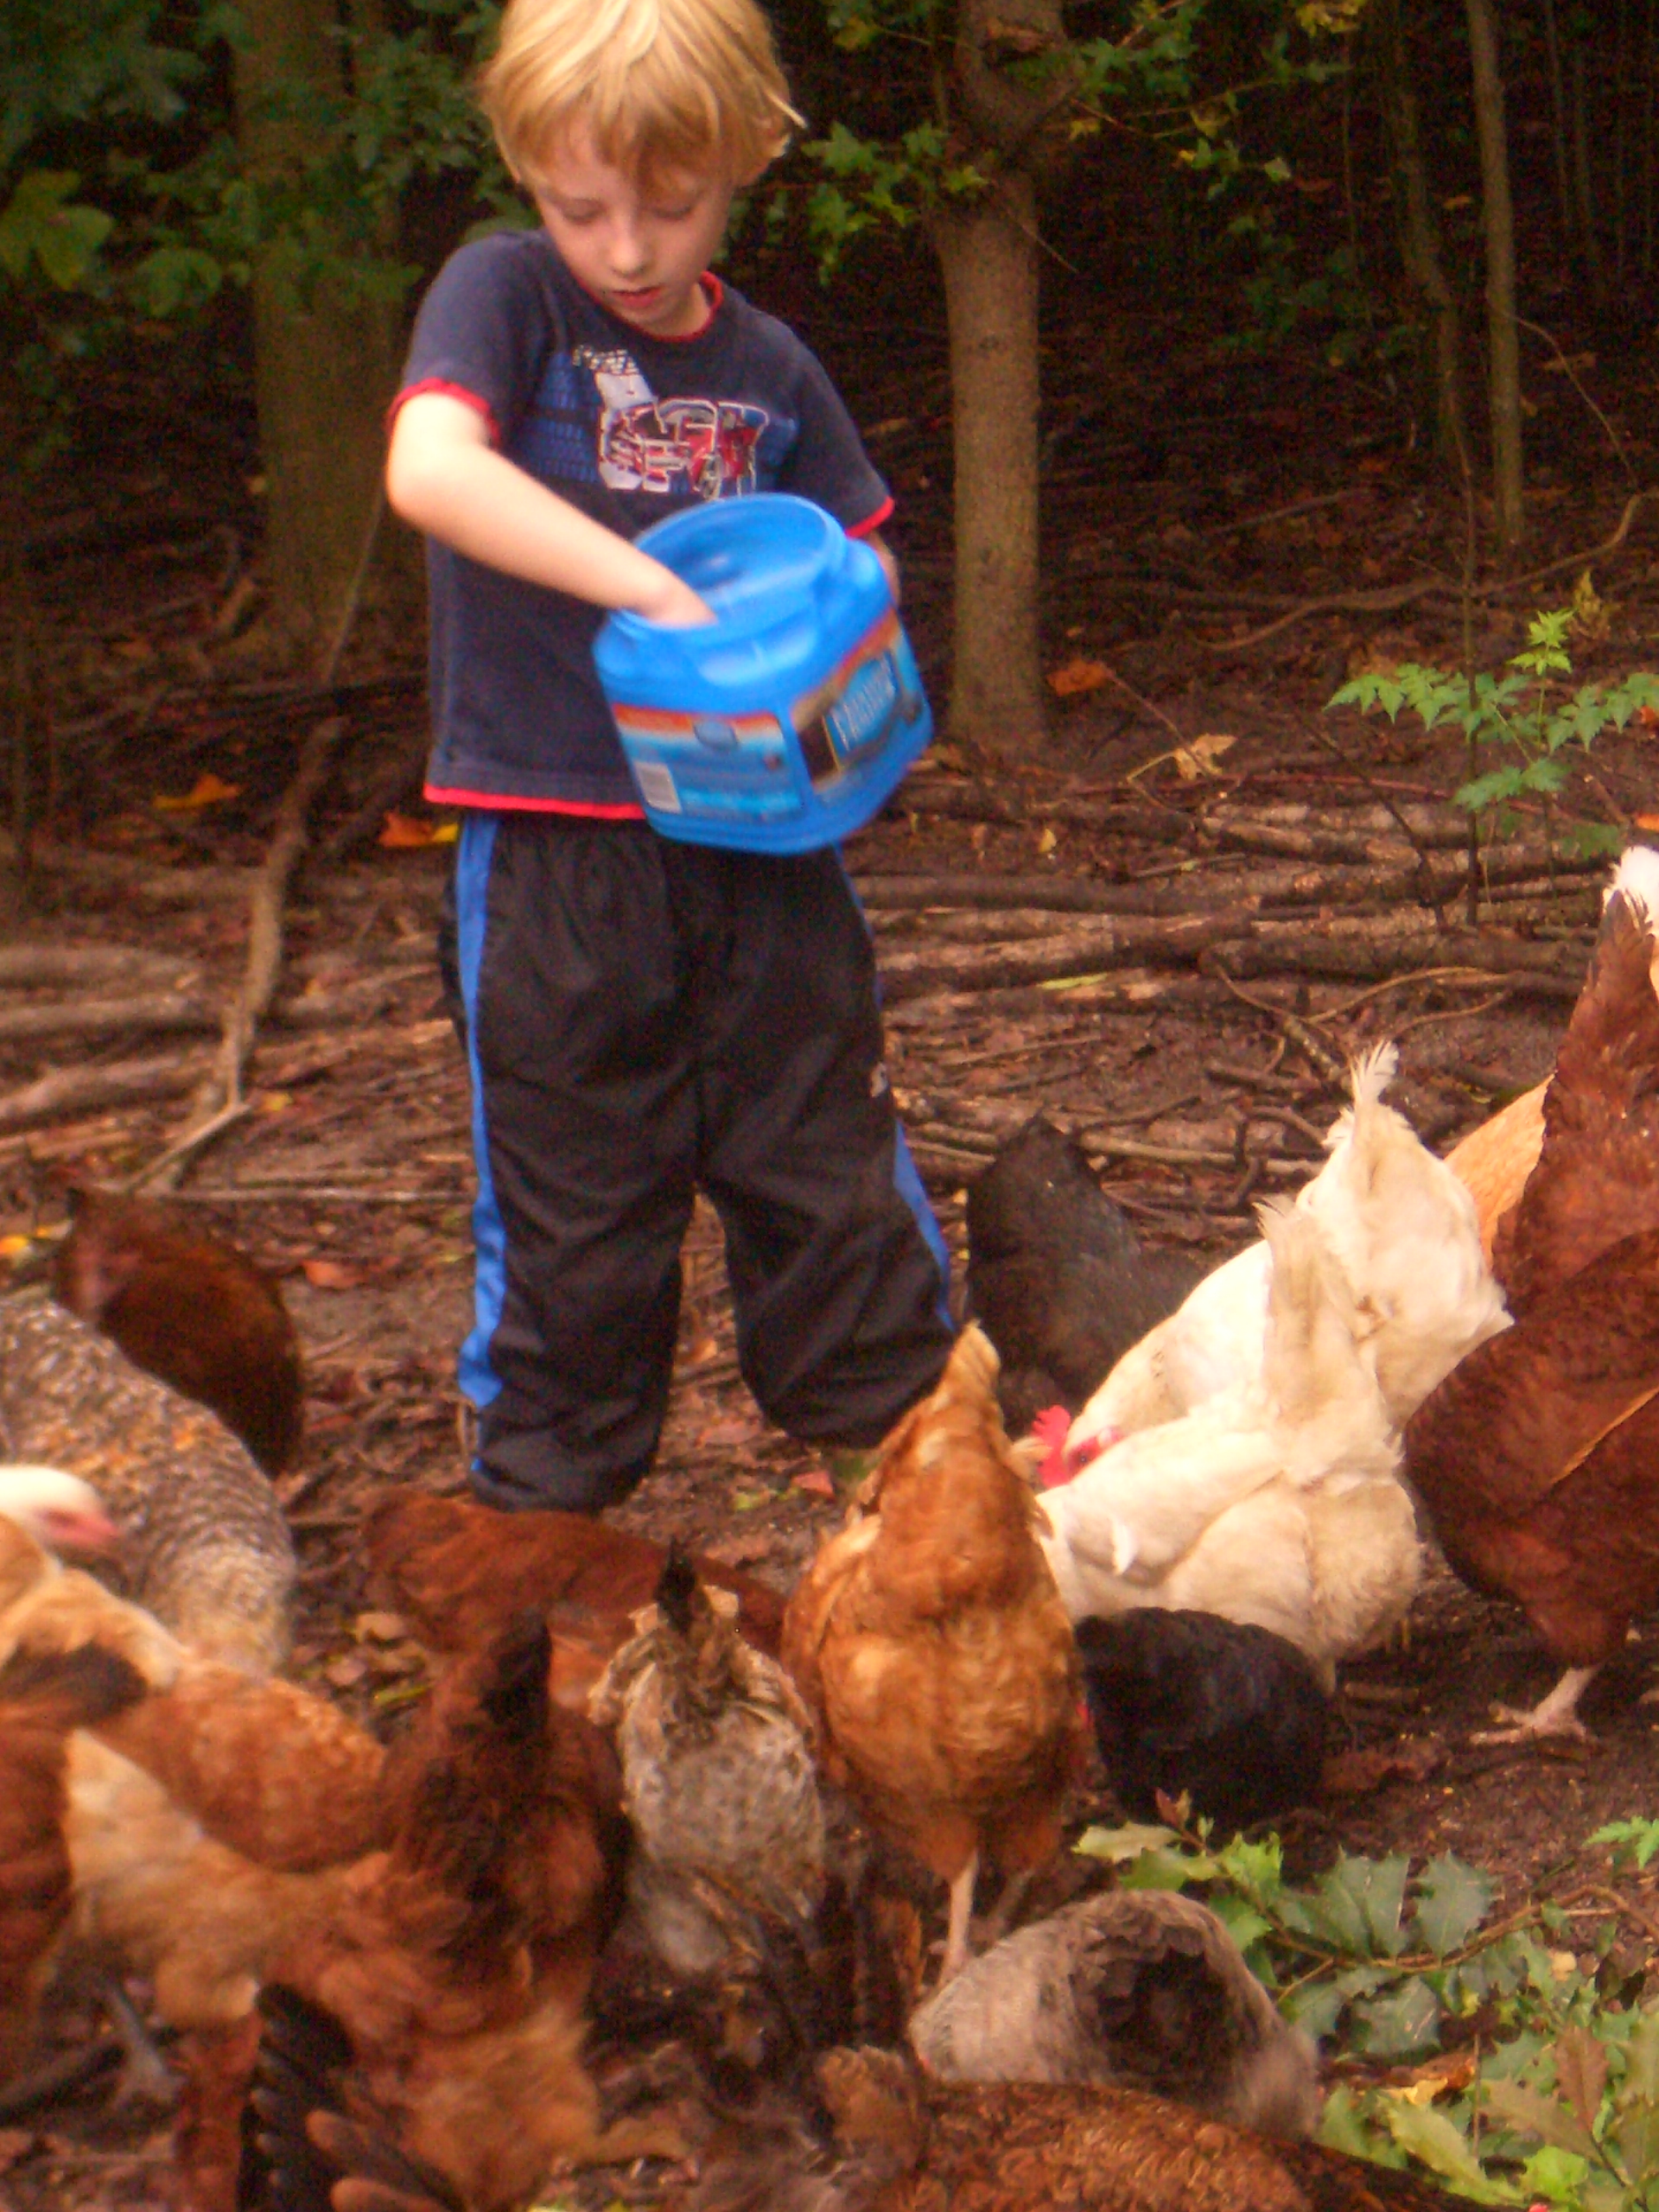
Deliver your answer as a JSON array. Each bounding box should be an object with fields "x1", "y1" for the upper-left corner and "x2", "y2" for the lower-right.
[{"x1": 0, "y1": 1295, "x2": 295, "y2": 1672}]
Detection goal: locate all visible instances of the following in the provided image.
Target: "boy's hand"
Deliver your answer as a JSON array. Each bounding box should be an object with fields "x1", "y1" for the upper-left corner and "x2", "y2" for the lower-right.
[{"x1": 633, "y1": 564, "x2": 715, "y2": 628}]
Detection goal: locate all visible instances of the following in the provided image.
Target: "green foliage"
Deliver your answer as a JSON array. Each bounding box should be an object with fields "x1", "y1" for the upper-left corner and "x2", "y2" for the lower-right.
[
  {"x1": 1077, "y1": 1819, "x2": 1659, "y2": 2209},
  {"x1": 798, "y1": 0, "x2": 1357, "y2": 274},
  {"x1": 1327, "y1": 607, "x2": 1659, "y2": 854},
  {"x1": 0, "y1": 170, "x2": 112, "y2": 290}
]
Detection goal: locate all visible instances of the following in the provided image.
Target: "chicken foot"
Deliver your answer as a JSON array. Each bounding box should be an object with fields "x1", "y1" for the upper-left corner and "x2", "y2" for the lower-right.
[
  {"x1": 100, "y1": 1974, "x2": 179, "y2": 2107},
  {"x1": 1471, "y1": 1663, "x2": 1599, "y2": 1746}
]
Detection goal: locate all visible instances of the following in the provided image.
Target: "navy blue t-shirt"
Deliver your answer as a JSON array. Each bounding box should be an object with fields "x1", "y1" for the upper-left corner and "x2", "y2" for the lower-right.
[{"x1": 397, "y1": 229, "x2": 893, "y2": 811}]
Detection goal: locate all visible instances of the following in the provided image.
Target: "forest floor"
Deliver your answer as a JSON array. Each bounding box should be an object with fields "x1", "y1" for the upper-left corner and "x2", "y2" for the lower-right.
[{"x1": 6, "y1": 270, "x2": 1659, "y2": 2206}]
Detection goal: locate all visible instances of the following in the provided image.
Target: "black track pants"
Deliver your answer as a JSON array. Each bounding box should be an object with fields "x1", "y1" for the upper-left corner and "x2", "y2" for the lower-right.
[{"x1": 448, "y1": 812, "x2": 954, "y2": 1512}]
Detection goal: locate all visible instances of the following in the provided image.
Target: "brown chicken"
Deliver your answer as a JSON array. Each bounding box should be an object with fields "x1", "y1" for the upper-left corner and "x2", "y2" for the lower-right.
[
  {"x1": 50, "y1": 1185, "x2": 304, "y2": 1477},
  {"x1": 782, "y1": 1325, "x2": 1086, "y2": 1984},
  {"x1": 0, "y1": 1512, "x2": 387, "y2": 2075},
  {"x1": 1404, "y1": 847, "x2": 1659, "y2": 1741},
  {"x1": 1491, "y1": 845, "x2": 1659, "y2": 1308},
  {"x1": 0, "y1": 1641, "x2": 149, "y2": 2076},
  {"x1": 366, "y1": 1491, "x2": 786, "y2": 1707},
  {"x1": 682, "y1": 2046, "x2": 1491, "y2": 2212},
  {"x1": 213, "y1": 1614, "x2": 670, "y2": 2212},
  {"x1": 0, "y1": 1296, "x2": 295, "y2": 1671},
  {"x1": 1442, "y1": 1080, "x2": 1546, "y2": 1263}
]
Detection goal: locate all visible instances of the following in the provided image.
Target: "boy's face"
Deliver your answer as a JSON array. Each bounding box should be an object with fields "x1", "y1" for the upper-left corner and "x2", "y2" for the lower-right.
[{"x1": 529, "y1": 128, "x2": 735, "y2": 339}]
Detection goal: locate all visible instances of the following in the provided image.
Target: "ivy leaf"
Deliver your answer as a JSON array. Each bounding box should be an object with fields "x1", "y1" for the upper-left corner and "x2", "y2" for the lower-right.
[
  {"x1": 1350, "y1": 1976, "x2": 1442, "y2": 2060},
  {"x1": 1412, "y1": 1854, "x2": 1495, "y2": 1958},
  {"x1": 1328, "y1": 1853, "x2": 1412, "y2": 1956}
]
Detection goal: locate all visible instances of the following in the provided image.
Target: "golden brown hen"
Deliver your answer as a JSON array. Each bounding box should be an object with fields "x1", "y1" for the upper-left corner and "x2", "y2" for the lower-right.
[
  {"x1": 1405, "y1": 847, "x2": 1659, "y2": 1741},
  {"x1": 231, "y1": 1613, "x2": 668, "y2": 2212},
  {"x1": 782, "y1": 1325, "x2": 1085, "y2": 1985},
  {"x1": 51, "y1": 1185, "x2": 304, "y2": 1478},
  {"x1": 366, "y1": 1491, "x2": 786, "y2": 1707},
  {"x1": 1442, "y1": 1081, "x2": 1545, "y2": 1264},
  {"x1": 0, "y1": 1641, "x2": 149, "y2": 2076},
  {"x1": 765, "y1": 2049, "x2": 1491, "y2": 2212}
]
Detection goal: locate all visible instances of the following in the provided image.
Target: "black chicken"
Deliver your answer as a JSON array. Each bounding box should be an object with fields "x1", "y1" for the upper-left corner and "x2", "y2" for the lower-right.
[
  {"x1": 965, "y1": 1116, "x2": 1200, "y2": 1433},
  {"x1": 1077, "y1": 1609, "x2": 1330, "y2": 1834}
]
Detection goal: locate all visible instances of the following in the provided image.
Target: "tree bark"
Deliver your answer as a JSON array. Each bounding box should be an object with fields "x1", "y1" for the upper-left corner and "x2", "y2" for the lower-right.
[
  {"x1": 232, "y1": 0, "x2": 402, "y2": 666},
  {"x1": 1463, "y1": 0, "x2": 1525, "y2": 555},
  {"x1": 1373, "y1": 0, "x2": 1467, "y2": 467},
  {"x1": 932, "y1": 175, "x2": 1044, "y2": 753}
]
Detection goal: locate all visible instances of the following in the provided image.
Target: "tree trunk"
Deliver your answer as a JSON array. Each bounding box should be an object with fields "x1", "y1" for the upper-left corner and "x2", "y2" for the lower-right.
[
  {"x1": 232, "y1": 0, "x2": 401, "y2": 668},
  {"x1": 1463, "y1": 0, "x2": 1524, "y2": 556},
  {"x1": 932, "y1": 175, "x2": 1044, "y2": 754},
  {"x1": 1373, "y1": 0, "x2": 1467, "y2": 468}
]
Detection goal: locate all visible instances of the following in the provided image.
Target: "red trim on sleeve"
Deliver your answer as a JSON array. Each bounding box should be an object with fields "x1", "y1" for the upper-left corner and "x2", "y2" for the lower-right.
[
  {"x1": 387, "y1": 380, "x2": 501, "y2": 446},
  {"x1": 424, "y1": 785, "x2": 647, "y2": 821},
  {"x1": 846, "y1": 495, "x2": 895, "y2": 539}
]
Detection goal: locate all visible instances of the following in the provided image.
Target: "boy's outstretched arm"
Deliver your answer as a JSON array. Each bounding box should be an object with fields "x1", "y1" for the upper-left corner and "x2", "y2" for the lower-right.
[{"x1": 386, "y1": 391, "x2": 713, "y2": 626}]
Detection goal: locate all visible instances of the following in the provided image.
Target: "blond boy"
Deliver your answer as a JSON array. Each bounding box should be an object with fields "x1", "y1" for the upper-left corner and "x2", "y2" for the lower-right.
[{"x1": 385, "y1": 0, "x2": 951, "y2": 1513}]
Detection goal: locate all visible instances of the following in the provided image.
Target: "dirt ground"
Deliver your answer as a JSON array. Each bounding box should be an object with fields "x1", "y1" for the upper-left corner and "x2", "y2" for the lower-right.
[{"x1": 5, "y1": 262, "x2": 1659, "y2": 2203}]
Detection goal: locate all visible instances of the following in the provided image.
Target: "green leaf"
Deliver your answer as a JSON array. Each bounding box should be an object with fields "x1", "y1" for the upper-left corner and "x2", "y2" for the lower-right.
[
  {"x1": 1518, "y1": 2144, "x2": 1592, "y2": 2207},
  {"x1": 1590, "y1": 1820, "x2": 1659, "y2": 1871},
  {"x1": 1327, "y1": 1853, "x2": 1412, "y2": 1956},
  {"x1": 1619, "y1": 2012, "x2": 1659, "y2": 2104},
  {"x1": 1412, "y1": 1854, "x2": 1496, "y2": 1958},
  {"x1": 1319, "y1": 2084, "x2": 1397, "y2": 2160},
  {"x1": 1613, "y1": 2095, "x2": 1659, "y2": 2184},
  {"x1": 1350, "y1": 1976, "x2": 1443, "y2": 2060},
  {"x1": 1381, "y1": 2100, "x2": 1517, "y2": 2202},
  {"x1": 1207, "y1": 1896, "x2": 1272, "y2": 1955},
  {"x1": 1072, "y1": 1822, "x2": 1185, "y2": 1864}
]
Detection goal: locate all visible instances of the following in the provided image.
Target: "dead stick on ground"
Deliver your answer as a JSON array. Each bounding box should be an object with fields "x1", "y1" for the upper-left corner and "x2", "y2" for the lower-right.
[
  {"x1": 1207, "y1": 960, "x2": 1350, "y2": 1084},
  {"x1": 138, "y1": 714, "x2": 346, "y2": 1192}
]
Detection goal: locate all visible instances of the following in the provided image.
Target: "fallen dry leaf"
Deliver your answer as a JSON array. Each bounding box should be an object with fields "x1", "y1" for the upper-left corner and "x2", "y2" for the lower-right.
[
  {"x1": 792, "y1": 1467, "x2": 836, "y2": 1501},
  {"x1": 1173, "y1": 731, "x2": 1236, "y2": 779},
  {"x1": 1319, "y1": 1739, "x2": 1444, "y2": 1796},
  {"x1": 152, "y1": 771, "x2": 241, "y2": 813},
  {"x1": 702, "y1": 1530, "x2": 777, "y2": 1567},
  {"x1": 302, "y1": 1257, "x2": 377, "y2": 1291},
  {"x1": 1047, "y1": 658, "x2": 1109, "y2": 698},
  {"x1": 379, "y1": 811, "x2": 459, "y2": 849}
]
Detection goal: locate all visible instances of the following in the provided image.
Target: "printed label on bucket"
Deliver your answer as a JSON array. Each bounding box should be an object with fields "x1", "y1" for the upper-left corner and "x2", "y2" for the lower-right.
[
  {"x1": 610, "y1": 704, "x2": 803, "y2": 824},
  {"x1": 793, "y1": 611, "x2": 923, "y2": 791}
]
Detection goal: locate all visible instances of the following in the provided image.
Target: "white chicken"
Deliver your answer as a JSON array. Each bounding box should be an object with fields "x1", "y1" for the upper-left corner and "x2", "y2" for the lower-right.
[
  {"x1": 1037, "y1": 1202, "x2": 1420, "y2": 1689},
  {"x1": 1059, "y1": 1043, "x2": 1509, "y2": 1471}
]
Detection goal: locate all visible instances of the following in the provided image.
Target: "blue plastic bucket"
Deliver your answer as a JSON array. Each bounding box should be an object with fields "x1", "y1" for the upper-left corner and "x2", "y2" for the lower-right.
[{"x1": 594, "y1": 494, "x2": 931, "y2": 854}]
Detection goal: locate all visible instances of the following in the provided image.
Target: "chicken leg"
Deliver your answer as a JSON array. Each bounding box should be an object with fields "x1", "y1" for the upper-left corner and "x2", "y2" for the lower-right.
[
  {"x1": 1472, "y1": 1663, "x2": 1599, "y2": 1746},
  {"x1": 940, "y1": 1852, "x2": 979, "y2": 1986}
]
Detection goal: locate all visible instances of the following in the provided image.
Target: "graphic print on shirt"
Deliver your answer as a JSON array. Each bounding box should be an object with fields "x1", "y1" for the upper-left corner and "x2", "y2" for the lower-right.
[{"x1": 582, "y1": 347, "x2": 770, "y2": 497}]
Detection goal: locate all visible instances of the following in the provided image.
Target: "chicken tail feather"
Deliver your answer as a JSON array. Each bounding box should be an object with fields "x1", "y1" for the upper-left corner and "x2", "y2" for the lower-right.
[{"x1": 656, "y1": 1540, "x2": 702, "y2": 1637}]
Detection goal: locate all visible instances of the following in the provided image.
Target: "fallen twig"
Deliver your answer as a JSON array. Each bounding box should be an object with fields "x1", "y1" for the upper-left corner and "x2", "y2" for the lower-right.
[{"x1": 144, "y1": 714, "x2": 346, "y2": 1188}]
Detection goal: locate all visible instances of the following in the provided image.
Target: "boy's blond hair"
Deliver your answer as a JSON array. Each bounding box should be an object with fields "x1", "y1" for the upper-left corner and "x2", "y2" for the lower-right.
[{"x1": 480, "y1": 0, "x2": 803, "y2": 192}]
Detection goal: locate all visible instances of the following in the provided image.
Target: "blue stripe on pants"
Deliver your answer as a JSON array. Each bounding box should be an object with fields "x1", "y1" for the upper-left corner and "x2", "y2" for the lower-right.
[{"x1": 454, "y1": 813, "x2": 505, "y2": 1410}]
